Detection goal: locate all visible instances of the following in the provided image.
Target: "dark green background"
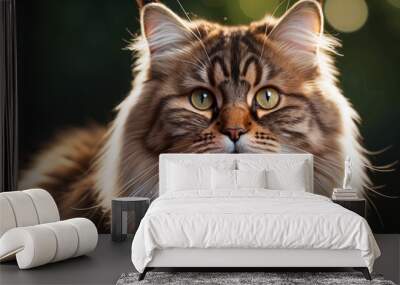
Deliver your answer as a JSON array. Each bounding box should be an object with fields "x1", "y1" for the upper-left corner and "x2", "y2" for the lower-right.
[{"x1": 17, "y1": 0, "x2": 400, "y2": 232}]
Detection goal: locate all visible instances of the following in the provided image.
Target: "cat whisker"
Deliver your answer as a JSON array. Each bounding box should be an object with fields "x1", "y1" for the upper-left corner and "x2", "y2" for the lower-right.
[
  {"x1": 361, "y1": 189, "x2": 385, "y2": 227},
  {"x1": 196, "y1": 146, "x2": 224, "y2": 153},
  {"x1": 283, "y1": 146, "x2": 346, "y2": 191},
  {"x1": 280, "y1": 144, "x2": 344, "y2": 193},
  {"x1": 314, "y1": 157, "x2": 342, "y2": 170},
  {"x1": 281, "y1": 144, "x2": 343, "y2": 168},
  {"x1": 148, "y1": 189, "x2": 159, "y2": 201},
  {"x1": 322, "y1": 144, "x2": 351, "y2": 156},
  {"x1": 312, "y1": 155, "x2": 342, "y2": 170},
  {"x1": 163, "y1": 139, "x2": 204, "y2": 152},
  {"x1": 119, "y1": 176, "x2": 157, "y2": 198},
  {"x1": 128, "y1": 174, "x2": 159, "y2": 197},
  {"x1": 321, "y1": 143, "x2": 396, "y2": 172},
  {"x1": 70, "y1": 204, "x2": 103, "y2": 211},
  {"x1": 313, "y1": 176, "x2": 332, "y2": 196},
  {"x1": 313, "y1": 163, "x2": 340, "y2": 185},
  {"x1": 125, "y1": 27, "x2": 136, "y2": 39},
  {"x1": 363, "y1": 184, "x2": 400, "y2": 199},
  {"x1": 364, "y1": 145, "x2": 393, "y2": 155},
  {"x1": 175, "y1": 0, "x2": 211, "y2": 64},
  {"x1": 314, "y1": 157, "x2": 343, "y2": 171},
  {"x1": 260, "y1": 0, "x2": 287, "y2": 60},
  {"x1": 118, "y1": 161, "x2": 158, "y2": 196},
  {"x1": 119, "y1": 164, "x2": 157, "y2": 192},
  {"x1": 122, "y1": 28, "x2": 139, "y2": 46},
  {"x1": 254, "y1": 140, "x2": 280, "y2": 147},
  {"x1": 285, "y1": 0, "x2": 291, "y2": 12},
  {"x1": 119, "y1": 168, "x2": 157, "y2": 196},
  {"x1": 66, "y1": 186, "x2": 106, "y2": 212},
  {"x1": 314, "y1": 166, "x2": 337, "y2": 185},
  {"x1": 365, "y1": 161, "x2": 398, "y2": 172},
  {"x1": 282, "y1": 143, "x2": 400, "y2": 207},
  {"x1": 180, "y1": 60, "x2": 207, "y2": 72},
  {"x1": 314, "y1": 159, "x2": 341, "y2": 174},
  {"x1": 247, "y1": 143, "x2": 280, "y2": 153},
  {"x1": 178, "y1": 49, "x2": 208, "y2": 69}
]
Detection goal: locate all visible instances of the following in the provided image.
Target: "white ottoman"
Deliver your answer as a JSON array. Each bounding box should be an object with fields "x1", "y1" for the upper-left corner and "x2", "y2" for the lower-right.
[{"x1": 0, "y1": 189, "x2": 98, "y2": 269}]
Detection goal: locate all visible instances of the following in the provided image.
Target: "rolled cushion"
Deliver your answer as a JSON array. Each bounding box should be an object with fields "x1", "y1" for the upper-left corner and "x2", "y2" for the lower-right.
[
  {"x1": 0, "y1": 226, "x2": 57, "y2": 268},
  {"x1": 42, "y1": 221, "x2": 79, "y2": 262},
  {"x1": 0, "y1": 218, "x2": 98, "y2": 269},
  {"x1": 0, "y1": 189, "x2": 60, "y2": 238},
  {"x1": 1, "y1": 191, "x2": 39, "y2": 227},
  {"x1": 0, "y1": 196, "x2": 17, "y2": 237},
  {"x1": 24, "y1": 189, "x2": 60, "y2": 224},
  {"x1": 67, "y1": 218, "x2": 98, "y2": 257}
]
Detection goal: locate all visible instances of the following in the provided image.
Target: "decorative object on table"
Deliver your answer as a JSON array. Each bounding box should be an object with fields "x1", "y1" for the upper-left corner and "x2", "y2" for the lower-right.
[
  {"x1": 332, "y1": 198, "x2": 366, "y2": 218},
  {"x1": 112, "y1": 197, "x2": 150, "y2": 242},
  {"x1": 0, "y1": 189, "x2": 98, "y2": 269},
  {"x1": 342, "y1": 155, "x2": 353, "y2": 190},
  {"x1": 332, "y1": 156, "x2": 358, "y2": 200},
  {"x1": 332, "y1": 188, "x2": 359, "y2": 200},
  {"x1": 117, "y1": 271, "x2": 394, "y2": 285}
]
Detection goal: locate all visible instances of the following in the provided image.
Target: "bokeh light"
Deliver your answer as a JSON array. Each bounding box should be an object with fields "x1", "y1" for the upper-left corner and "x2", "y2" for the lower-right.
[
  {"x1": 239, "y1": 0, "x2": 280, "y2": 20},
  {"x1": 325, "y1": 0, "x2": 368, "y2": 33},
  {"x1": 201, "y1": 0, "x2": 225, "y2": 8},
  {"x1": 387, "y1": 0, "x2": 400, "y2": 9}
]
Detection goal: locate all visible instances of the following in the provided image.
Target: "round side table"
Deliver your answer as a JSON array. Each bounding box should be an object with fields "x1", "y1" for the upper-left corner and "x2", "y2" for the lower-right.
[{"x1": 111, "y1": 197, "x2": 150, "y2": 242}]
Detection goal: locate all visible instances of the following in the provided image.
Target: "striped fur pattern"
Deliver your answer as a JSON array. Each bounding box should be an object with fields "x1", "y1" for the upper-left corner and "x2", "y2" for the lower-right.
[{"x1": 19, "y1": 1, "x2": 371, "y2": 231}]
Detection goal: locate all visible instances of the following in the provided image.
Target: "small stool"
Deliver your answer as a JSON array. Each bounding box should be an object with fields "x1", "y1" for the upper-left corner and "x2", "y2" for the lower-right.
[{"x1": 111, "y1": 197, "x2": 150, "y2": 242}]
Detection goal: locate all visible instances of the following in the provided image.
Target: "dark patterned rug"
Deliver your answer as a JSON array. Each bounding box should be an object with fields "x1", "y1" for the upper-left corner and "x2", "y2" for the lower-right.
[{"x1": 116, "y1": 272, "x2": 396, "y2": 285}]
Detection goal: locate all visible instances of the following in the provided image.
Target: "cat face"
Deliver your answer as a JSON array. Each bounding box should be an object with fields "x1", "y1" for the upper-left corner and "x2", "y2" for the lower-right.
[
  {"x1": 105, "y1": 0, "x2": 370, "y2": 200},
  {"x1": 134, "y1": 1, "x2": 342, "y2": 157}
]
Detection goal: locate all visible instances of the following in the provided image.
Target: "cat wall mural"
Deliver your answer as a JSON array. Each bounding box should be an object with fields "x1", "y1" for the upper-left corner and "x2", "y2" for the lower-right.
[{"x1": 18, "y1": 0, "x2": 386, "y2": 232}]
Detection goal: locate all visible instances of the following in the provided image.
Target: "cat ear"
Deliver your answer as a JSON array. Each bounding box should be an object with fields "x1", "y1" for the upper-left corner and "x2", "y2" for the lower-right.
[
  {"x1": 141, "y1": 3, "x2": 192, "y2": 58},
  {"x1": 136, "y1": 0, "x2": 160, "y2": 9},
  {"x1": 269, "y1": 0, "x2": 323, "y2": 55}
]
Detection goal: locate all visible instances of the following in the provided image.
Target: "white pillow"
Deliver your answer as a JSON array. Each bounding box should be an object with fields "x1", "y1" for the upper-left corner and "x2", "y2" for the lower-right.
[
  {"x1": 266, "y1": 167, "x2": 306, "y2": 191},
  {"x1": 166, "y1": 158, "x2": 236, "y2": 170},
  {"x1": 236, "y1": 169, "x2": 267, "y2": 189},
  {"x1": 167, "y1": 163, "x2": 211, "y2": 191},
  {"x1": 212, "y1": 169, "x2": 268, "y2": 190},
  {"x1": 238, "y1": 159, "x2": 307, "y2": 191},
  {"x1": 212, "y1": 168, "x2": 237, "y2": 190}
]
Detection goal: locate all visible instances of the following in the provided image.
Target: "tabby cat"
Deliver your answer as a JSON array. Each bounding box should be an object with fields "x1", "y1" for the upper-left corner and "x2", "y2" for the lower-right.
[{"x1": 19, "y1": 0, "x2": 371, "y2": 232}]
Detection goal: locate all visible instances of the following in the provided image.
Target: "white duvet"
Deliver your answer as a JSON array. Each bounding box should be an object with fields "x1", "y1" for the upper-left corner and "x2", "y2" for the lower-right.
[{"x1": 131, "y1": 190, "x2": 380, "y2": 273}]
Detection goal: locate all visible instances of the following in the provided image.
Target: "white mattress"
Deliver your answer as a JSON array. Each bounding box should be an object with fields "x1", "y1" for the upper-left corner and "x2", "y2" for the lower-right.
[{"x1": 131, "y1": 190, "x2": 380, "y2": 272}]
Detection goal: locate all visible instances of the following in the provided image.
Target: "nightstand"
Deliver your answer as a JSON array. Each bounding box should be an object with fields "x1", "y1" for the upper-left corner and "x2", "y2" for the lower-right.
[
  {"x1": 111, "y1": 197, "x2": 150, "y2": 242},
  {"x1": 332, "y1": 198, "x2": 366, "y2": 218}
]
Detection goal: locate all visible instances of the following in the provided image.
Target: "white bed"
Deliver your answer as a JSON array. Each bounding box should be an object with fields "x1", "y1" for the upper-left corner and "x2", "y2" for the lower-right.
[{"x1": 131, "y1": 154, "x2": 380, "y2": 280}]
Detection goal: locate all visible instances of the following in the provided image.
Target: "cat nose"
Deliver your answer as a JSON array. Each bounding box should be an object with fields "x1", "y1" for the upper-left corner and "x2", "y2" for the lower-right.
[
  {"x1": 221, "y1": 127, "x2": 247, "y2": 142},
  {"x1": 219, "y1": 104, "x2": 250, "y2": 142}
]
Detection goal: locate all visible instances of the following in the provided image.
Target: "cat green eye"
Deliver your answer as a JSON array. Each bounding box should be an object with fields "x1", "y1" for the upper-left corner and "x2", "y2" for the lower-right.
[
  {"x1": 190, "y1": 89, "x2": 215, "y2": 111},
  {"x1": 254, "y1": 87, "x2": 280, "y2": 110}
]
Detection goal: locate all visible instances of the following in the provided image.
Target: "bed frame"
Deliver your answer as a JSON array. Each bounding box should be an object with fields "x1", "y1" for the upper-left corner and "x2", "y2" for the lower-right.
[
  {"x1": 139, "y1": 154, "x2": 371, "y2": 281},
  {"x1": 140, "y1": 248, "x2": 371, "y2": 280}
]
